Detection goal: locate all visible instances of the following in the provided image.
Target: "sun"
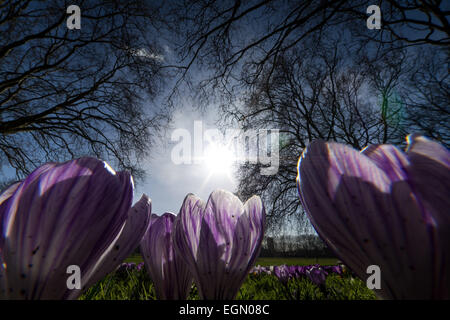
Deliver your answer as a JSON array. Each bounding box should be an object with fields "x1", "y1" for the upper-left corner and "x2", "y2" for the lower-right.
[{"x1": 203, "y1": 143, "x2": 235, "y2": 176}]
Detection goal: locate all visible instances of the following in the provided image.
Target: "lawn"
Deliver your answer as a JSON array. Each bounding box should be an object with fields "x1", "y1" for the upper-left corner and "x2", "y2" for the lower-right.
[
  {"x1": 125, "y1": 254, "x2": 338, "y2": 266},
  {"x1": 81, "y1": 262, "x2": 375, "y2": 300},
  {"x1": 80, "y1": 255, "x2": 374, "y2": 300},
  {"x1": 255, "y1": 257, "x2": 338, "y2": 266}
]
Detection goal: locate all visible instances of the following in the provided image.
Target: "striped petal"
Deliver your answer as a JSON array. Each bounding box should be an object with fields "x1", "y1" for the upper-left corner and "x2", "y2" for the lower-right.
[
  {"x1": 176, "y1": 190, "x2": 265, "y2": 300},
  {"x1": 0, "y1": 157, "x2": 133, "y2": 299},
  {"x1": 243, "y1": 196, "x2": 265, "y2": 272},
  {"x1": 361, "y1": 144, "x2": 410, "y2": 181},
  {"x1": 173, "y1": 193, "x2": 204, "y2": 272},
  {"x1": 197, "y1": 190, "x2": 246, "y2": 299},
  {"x1": 0, "y1": 182, "x2": 21, "y2": 253},
  {"x1": 405, "y1": 134, "x2": 450, "y2": 297},
  {"x1": 297, "y1": 140, "x2": 437, "y2": 299},
  {"x1": 0, "y1": 182, "x2": 21, "y2": 297},
  {"x1": 141, "y1": 212, "x2": 192, "y2": 300},
  {"x1": 76, "y1": 194, "x2": 151, "y2": 297}
]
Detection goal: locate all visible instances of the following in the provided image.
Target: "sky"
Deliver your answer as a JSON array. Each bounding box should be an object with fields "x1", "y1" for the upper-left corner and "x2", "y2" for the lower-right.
[
  {"x1": 134, "y1": 105, "x2": 239, "y2": 215},
  {"x1": 126, "y1": 0, "x2": 450, "y2": 223}
]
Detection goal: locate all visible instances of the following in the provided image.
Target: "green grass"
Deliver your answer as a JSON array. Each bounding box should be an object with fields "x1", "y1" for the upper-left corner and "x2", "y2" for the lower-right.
[
  {"x1": 81, "y1": 255, "x2": 374, "y2": 300},
  {"x1": 125, "y1": 254, "x2": 338, "y2": 266},
  {"x1": 255, "y1": 257, "x2": 338, "y2": 266},
  {"x1": 124, "y1": 254, "x2": 145, "y2": 264},
  {"x1": 80, "y1": 265, "x2": 376, "y2": 300}
]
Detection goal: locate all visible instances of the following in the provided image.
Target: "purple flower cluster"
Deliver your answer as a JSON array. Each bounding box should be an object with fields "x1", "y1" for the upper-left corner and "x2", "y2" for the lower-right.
[
  {"x1": 0, "y1": 157, "x2": 151, "y2": 299},
  {"x1": 251, "y1": 264, "x2": 343, "y2": 286},
  {"x1": 141, "y1": 190, "x2": 266, "y2": 300},
  {"x1": 0, "y1": 156, "x2": 266, "y2": 300},
  {"x1": 3, "y1": 132, "x2": 444, "y2": 300},
  {"x1": 116, "y1": 262, "x2": 145, "y2": 274}
]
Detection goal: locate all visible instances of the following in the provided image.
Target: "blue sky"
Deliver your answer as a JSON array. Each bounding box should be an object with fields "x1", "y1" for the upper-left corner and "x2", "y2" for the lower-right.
[{"x1": 134, "y1": 105, "x2": 238, "y2": 215}]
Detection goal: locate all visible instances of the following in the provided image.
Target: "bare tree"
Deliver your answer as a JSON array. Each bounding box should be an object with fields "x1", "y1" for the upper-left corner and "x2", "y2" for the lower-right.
[
  {"x1": 167, "y1": 0, "x2": 449, "y2": 104},
  {"x1": 402, "y1": 47, "x2": 450, "y2": 145},
  {"x1": 166, "y1": 0, "x2": 449, "y2": 234},
  {"x1": 235, "y1": 38, "x2": 411, "y2": 233},
  {"x1": 0, "y1": 0, "x2": 169, "y2": 181},
  {"x1": 349, "y1": 0, "x2": 450, "y2": 48}
]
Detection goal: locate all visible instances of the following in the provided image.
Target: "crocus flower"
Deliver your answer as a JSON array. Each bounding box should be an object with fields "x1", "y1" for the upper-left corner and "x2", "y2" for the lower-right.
[
  {"x1": 305, "y1": 266, "x2": 328, "y2": 286},
  {"x1": 80, "y1": 194, "x2": 151, "y2": 293},
  {"x1": 297, "y1": 134, "x2": 450, "y2": 299},
  {"x1": 273, "y1": 265, "x2": 291, "y2": 284},
  {"x1": 173, "y1": 190, "x2": 265, "y2": 300},
  {"x1": 323, "y1": 265, "x2": 343, "y2": 275},
  {"x1": 0, "y1": 157, "x2": 151, "y2": 299},
  {"x1": 140, "y1": 212, "x2": 193, "y2": 300},
  {"x1": 267, "y1": 265, "x2": 274, "y2": 275},
  {"x1": 251, "y1": 265, "x2": 271, "y2": 275},
  {"x1": 116, "y1": 263, "x2": 130, "y2": 274},
  {"x1": 251, "y1": 265, "x2": 263, "y2": 275}
]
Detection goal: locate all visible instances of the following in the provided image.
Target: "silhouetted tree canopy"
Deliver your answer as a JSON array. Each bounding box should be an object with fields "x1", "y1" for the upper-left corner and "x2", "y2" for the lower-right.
[
  {"x1": 1, "y1": 1, "x2": 448, "y2": 236},
  {"x1": 0, "y1": 0, "x2": 169, "y2": 180},
  {"x1": 166, "y1": 0, "x2": 449, "y2": 234},
  {"x1": 168, "y1": 0, "x2": 449, "y2": 102}
]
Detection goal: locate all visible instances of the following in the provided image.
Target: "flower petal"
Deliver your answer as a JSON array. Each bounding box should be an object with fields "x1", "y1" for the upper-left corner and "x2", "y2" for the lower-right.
[
  {"x1": 1, "y1": 157, "x2": 133, "y2": 299},
  {"x1": 0, "y1": 182, "x2": 21, "y2": 252},
  {"x1": 298, "y1": 140, "x2": 437, "y2": 299},
  {"x1": 405, "y1": 134, "x2": 450, "y2": 297},
  {"x1": 361, "y1": 144, "x2": 410, "y2": 181},
  {"x1": 0, "y1": 182, "x2": 21, "y2": 298},
  {"x1": 196, "y1": 190, "x2": 245, "y2": 299},
  {"x1": 177, "y1": 190, "x2": 264, "y2": 300},
  {"x1": 141, "y1": 212, "x2": 192, "y2": 299},
  {"x1": 201, "y1": 190, "x2": 245, "y2": 264},
  {"x1": 243, "y1": 196, "x2": 265, "y2": 270},
  {"x1": 76, "y1": 194, "x2": 151, "y2": 297},
  {"x1": 173, "y1": 193, "x2": 205, "y2": 266}
]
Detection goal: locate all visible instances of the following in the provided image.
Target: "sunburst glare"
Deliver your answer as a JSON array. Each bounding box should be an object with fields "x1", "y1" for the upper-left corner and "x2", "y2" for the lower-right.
[{"x1": 203, "y1": 143, "x2": 235, "y2": 176}]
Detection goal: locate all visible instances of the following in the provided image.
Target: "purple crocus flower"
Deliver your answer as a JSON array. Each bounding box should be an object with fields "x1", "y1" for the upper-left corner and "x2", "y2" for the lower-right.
[
  {"x1": 253, "y1": 265, "x2": 271, "y2": 275},
  {"x1": 0, "y1": 157, "x2": 151, "y2": 299},
  {"x1": 79, "y1": 194, "x2": 151, "y2": 293},
  {"x1": 273, "y1": 265, "x2": 291, "y2": 284},
  {"x1": 305, "y1": 266, "x2": 328, "y2": 286},
  {"x1": 297, "y1": 134, "x2": 450, "y2": 299},
  {"x1": 125, "y1": 263, "x2": 136, "y2": 270},
  {"x1": 116, "y1": 262, "x2": 141, "y2": 275},
  {"x1": 250, "y1": 265, "x2": 264, "y2": 275},
  {"x1": 323, "y1": 265, "x2": 343, "y2": 275},
  {"x1": 288, "y1": 265, "x2": 306, "y2": 279},
  {"x1": 140, "y1": 212, "x2": 193, "y2": 300},
  {"x1": 292, "y1": 265, "x2": 306, "y2": 278},
  {"x1": 173, "y1": 190, "x2": 265, "y2": 300},
  {"x1": 116, "y1": 263, "x2": 129, "y2": 274}
]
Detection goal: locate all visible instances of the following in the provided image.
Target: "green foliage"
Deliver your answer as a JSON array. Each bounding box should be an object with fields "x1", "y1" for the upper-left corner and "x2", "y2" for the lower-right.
[
  {"x1": 80, "y1": 266, "x2": 376, "y2": 300},
  {"x1": 125, "y1": 254, "x2": 339, "y2": 267},
  {"x1": 234, "y1": 273, "x2": 375, "y2": 300},
  {"x1": 324, "y1": 274, "x2": 377, "y2": 300},
  {"x1": 255, "y1": 257, "x2": 338, "y2": 266},
  {"x1": 81, "y1": 268, "x2": 156, "y2": 300}
]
